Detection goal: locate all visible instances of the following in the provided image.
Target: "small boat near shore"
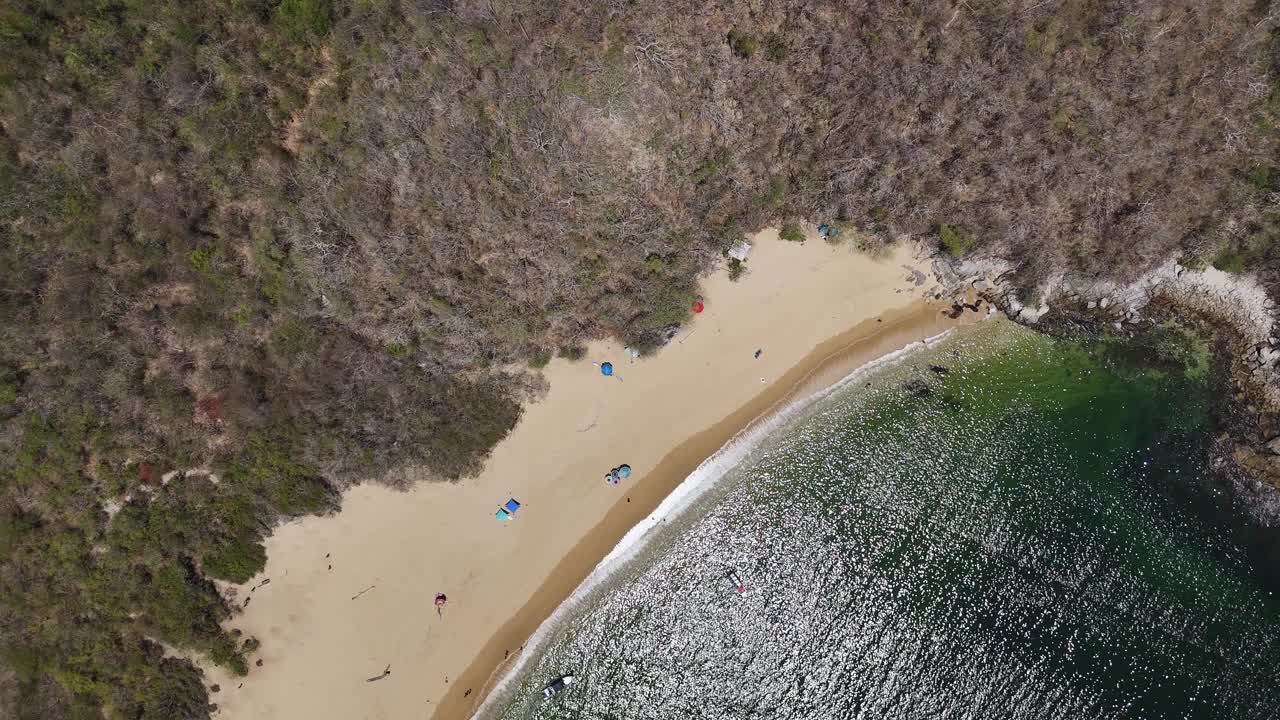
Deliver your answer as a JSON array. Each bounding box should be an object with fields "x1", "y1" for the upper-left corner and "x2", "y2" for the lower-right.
[
  {"x1": 542, "y1": 674, "x2": 576, "y2": 699},
  {"x1": 725, "y1": 569, "x2": 745, "y2": 594}
]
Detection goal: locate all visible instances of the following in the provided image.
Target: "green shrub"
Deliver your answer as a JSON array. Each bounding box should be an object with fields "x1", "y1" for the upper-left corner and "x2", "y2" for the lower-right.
[
  {"x1": 252, "y1": 238, "x2": 291, "y2": 304},
  {"x1": 766, "y1": 176, "x2": 787, "y2": 207},
  {"x1": 1025, "y1": 19, "x2": 1063, "y2": 58},
  {"x1": 428, "y1": 297, "x2": 453, "y2": 315},
  {"x1": 271, "y1": 472, "x2": 332, "y2": 518},
  {"x1": 275, "y1": 0, "x2": 332, "y2": 43},
  {"x1": 2, "y1": 644, "x2": 42, "y2": 683},
  {"x1": 494, "y1": 317, "x2": 534, "y2": 344},
  {"x1": 528, "y1": 350, "x2": 552, "y2": 368},
  {"x1": 644, "y1": 253, "x2": 667, "y2": 274},
  {"x1": 58, "y1": 182, "x2": 93, "y2": 226},
  {"x1": 939, "y1": 223, "x2": 975, "y2": 256},
  {"x1": 1212, "y1": 248, "x2": 1247, "y2": 273},
  {"x1": 1050, "y1": 105, "x2": 1074, "y2": 135},
  {"x1": 272, "y1": 318, "x2": 317, "y2": 356},
  {"x1": 202, "y1": 537, "x2": 266, "y2": 584},
  {"x1": 230, "y1": 433, "x2": 336, "y2": 517},
  {"x1": 692, "y1": 148, "x2": 732, "y2": 184},
  {"x1": 779, "y1": 223, "x2": 805, "y2": 242},
  {"x1": 764, "y1": 33, "x2": 788, "y2": 62},
  {"x1": 173, "y1": 304, "x2": 213, "y2": 333},
  {"x1": 728, "y1": 29, "x2": 757, "y2": 58},
  {"x1": 187, "y1": 246, "x2": 233, "y2": 291},
  {"x1": 1246, "y1": 164, "x2": 1278, "y2": 192},
  {"x1": 0, "y1": 512, "x2": 35, "y2": 556},
  {"x1": 207, "y1": 635, "x2": 248, "y2": 676},
  {"x1": 188, "y1": 247, "x2": 217, "y2": 275}
]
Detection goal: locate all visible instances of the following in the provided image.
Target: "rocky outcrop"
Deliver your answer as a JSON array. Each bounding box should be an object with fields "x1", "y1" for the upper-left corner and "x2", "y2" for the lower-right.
[{"x1": 928, "y1": 252, "x2": 1280, "y2": 514}]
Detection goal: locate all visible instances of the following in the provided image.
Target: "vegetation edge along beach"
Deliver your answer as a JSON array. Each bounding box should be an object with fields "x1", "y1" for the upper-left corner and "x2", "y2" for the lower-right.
[{"x1": 198, "y1": 235, "x2": 970, "y2": 719}]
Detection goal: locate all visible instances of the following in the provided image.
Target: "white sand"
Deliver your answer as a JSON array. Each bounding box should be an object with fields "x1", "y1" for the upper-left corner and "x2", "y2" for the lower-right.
[{"x1": 205, "y1": 230, "x2": 968, "y2": 719}]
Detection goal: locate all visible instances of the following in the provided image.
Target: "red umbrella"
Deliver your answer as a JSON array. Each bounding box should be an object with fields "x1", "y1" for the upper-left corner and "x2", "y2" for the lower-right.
[{"x1": 692, "y1": 300, "x2": 705, "y2": 313}]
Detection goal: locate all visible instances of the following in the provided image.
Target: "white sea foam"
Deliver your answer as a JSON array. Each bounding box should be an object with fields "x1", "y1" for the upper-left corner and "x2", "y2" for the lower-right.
[{"x1": 471, "y1": 329, "x2": 954, "y2": 718}]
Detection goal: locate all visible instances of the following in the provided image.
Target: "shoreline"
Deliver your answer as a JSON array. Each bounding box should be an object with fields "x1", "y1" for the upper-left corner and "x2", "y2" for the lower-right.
[
  {"x1": 204, "y1": 233, "x2": 986, "y2": 720},
  {"x1": 445, "y1": 302, "x2": 983, "y2": 719}
]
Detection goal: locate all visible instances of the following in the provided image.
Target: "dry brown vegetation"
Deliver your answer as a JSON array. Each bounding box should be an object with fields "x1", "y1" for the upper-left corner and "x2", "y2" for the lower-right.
[{"x1": 3, "y1": 0, "x2": 1280, "y2": 717}]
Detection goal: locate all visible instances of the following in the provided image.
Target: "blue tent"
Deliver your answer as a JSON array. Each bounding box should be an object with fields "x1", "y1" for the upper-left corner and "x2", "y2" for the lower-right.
[
  {"x1": 600, "y1": 362, "x2": 613, "y2": 376},
  {"x1": 495, "y1": 498, "x2": 521, "y2": 521}
]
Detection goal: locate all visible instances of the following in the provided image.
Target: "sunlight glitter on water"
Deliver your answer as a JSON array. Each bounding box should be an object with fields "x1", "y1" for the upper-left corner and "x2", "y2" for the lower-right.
[{"x1": 485, "y1": 322, "x2": 1280, "y2": 720}]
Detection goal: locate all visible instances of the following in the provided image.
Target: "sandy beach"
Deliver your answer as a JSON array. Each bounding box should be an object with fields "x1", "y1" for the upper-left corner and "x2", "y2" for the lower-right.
[{"x1": 205, "y1": 230, "x2": 982, "y2": 720}]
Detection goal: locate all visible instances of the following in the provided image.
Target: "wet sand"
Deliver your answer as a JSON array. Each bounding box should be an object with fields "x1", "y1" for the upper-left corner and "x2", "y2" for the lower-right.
[{"x1": 204, "y1": 230, "x2": 982, "y2": 720}]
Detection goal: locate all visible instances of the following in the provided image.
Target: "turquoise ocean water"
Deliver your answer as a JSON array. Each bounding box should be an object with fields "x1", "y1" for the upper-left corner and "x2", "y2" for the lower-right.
[{"x1": 484, "y1": 320, "x2": 1280, "y2": 720}]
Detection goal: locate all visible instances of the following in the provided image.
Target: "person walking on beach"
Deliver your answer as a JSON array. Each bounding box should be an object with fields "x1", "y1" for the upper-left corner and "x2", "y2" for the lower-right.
[{"x1": 435, "y1": 592, "x2": 448, "y2": 618}]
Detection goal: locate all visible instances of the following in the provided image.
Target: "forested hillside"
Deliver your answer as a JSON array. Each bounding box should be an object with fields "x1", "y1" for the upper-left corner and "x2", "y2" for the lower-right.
[{"x1": 2, "y1": 1, "x2": 1278, "y2": 717}]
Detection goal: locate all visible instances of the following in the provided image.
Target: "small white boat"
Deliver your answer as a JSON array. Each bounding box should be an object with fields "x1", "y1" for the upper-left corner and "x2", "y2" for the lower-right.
[{"x1": 542, "y1": 675, "x2": 576, "y2": 699}]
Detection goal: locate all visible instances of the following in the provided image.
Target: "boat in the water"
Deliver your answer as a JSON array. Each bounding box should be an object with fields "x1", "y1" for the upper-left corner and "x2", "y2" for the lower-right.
[
  {"x1": 725, "y1": 569, "x2": 744, "y2": 593},
  {"x1": 542, "y1": 675, "x2": 576, "y2": 699}
]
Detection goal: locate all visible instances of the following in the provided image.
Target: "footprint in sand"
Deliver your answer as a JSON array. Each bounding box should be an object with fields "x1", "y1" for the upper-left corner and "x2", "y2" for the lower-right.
[{"x1": 576, "y1": 400, "x2": 600, "y2": 433}]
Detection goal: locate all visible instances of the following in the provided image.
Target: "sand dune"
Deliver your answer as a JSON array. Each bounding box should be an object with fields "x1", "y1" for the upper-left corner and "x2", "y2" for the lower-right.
[{"x1": 205, "y1": 230, "x2": 978, "y2": 719}]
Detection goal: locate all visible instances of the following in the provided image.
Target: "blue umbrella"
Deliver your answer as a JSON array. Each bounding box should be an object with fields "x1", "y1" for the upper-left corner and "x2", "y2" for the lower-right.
[
  {"x1": 617, "y1": 464, "x2": 631, "y2": 479},
  {"x1": 601, "y1": 362, "x2": 613, "y2": 376}
]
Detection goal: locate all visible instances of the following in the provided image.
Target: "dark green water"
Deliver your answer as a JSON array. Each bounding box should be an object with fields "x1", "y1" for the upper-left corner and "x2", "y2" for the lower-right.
[{"x1": 487, "y1": 321, "x2": 1280, "y2": 720}]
